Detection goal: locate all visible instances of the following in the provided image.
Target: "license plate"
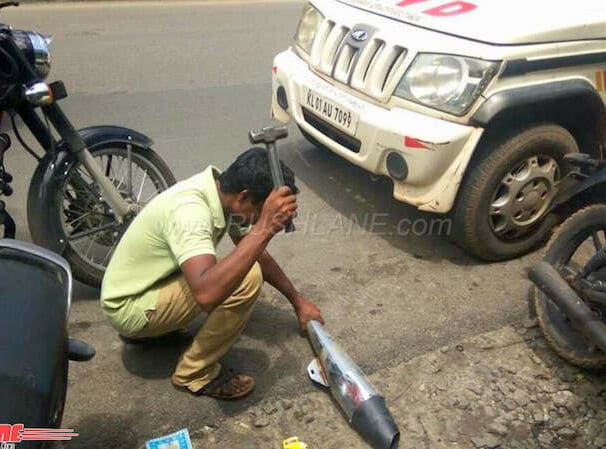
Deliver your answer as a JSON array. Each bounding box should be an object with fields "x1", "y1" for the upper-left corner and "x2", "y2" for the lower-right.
[{"x1": 303, "y1": 88, "x2": 359, "y2": 134}]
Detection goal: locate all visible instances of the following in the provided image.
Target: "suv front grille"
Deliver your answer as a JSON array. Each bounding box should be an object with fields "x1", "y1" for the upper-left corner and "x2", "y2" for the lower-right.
[
  {"x1": 302, "y1": 108, "x2": 361, "y2": 153},
  {"x1": 310, "y1": 20, "x2": 408, "y2": 100}
]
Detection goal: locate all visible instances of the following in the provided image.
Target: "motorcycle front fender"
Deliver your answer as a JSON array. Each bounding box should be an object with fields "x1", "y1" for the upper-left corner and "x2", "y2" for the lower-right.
[
  {"x1": 27, "y1": 126, "x2": 154, "y2": 253},
  {"x1": 551, "y1": 167, "x2": 606, "y2": 216}
]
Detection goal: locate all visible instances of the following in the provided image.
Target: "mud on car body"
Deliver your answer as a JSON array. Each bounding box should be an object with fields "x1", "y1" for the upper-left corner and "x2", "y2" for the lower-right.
[{"x1": 271, "y1": 0, "x2": 606, "y2": 260}]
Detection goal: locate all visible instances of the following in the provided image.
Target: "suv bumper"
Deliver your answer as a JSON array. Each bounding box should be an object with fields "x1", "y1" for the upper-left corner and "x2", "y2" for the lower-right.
[{"x1": 272, "y1": 49, "x2": 484, "y2": 213}]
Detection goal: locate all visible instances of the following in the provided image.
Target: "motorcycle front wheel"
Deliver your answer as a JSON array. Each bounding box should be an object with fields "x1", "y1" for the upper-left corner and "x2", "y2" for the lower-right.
[
  {"x1": 57, "y1": 144, "x2": 175, "y2": 287},
  {"x1": 534, "y1": 204, "x2": 606, "y2": 369}
]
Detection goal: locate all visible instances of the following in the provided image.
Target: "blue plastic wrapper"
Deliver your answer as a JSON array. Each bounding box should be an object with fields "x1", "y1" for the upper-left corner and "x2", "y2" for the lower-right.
[{"x1": 145, "y1": 429, "x2": 193, "y2": 449}]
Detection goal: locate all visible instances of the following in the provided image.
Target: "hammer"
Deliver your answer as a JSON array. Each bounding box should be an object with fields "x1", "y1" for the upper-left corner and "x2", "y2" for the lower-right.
[{"x1": 248, "y1": 125, "x2": 295, "y2": 233}]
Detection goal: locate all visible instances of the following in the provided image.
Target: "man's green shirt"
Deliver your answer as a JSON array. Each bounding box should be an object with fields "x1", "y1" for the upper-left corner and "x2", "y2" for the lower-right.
[{"x1": 100, "y1": 166, "x2": 248, "y2": 336}]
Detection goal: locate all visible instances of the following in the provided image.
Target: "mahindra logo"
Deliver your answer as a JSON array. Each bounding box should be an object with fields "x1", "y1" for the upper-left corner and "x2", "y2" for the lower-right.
[{"x1": 350, "y1": 30, "x2": 368, "y2": 42}]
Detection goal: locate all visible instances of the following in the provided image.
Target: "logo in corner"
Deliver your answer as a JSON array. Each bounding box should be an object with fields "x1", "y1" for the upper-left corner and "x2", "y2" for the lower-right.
[
  {"x1": 0, "y1": 424, "x2": 78, "y2": 448},
  {"x1": 350, "y1": 30, "x2": 369, "y2": 42}
]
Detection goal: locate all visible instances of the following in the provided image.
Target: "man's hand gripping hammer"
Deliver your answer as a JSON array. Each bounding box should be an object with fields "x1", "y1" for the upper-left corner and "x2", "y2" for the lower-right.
[{"x1": 248, "y1": 125, "x2": 295, "y2": 233}]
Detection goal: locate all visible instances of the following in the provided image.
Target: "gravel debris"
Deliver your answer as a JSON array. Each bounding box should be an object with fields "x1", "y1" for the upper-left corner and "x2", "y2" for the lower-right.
[{"x1": 183, "y1": 324, "x2": 606, "y2": 449}]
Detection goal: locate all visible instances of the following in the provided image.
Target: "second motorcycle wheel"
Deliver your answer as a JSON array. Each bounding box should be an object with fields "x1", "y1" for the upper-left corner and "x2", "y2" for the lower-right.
[
  {"x1": 57, "y1": 144, "x2": 175, "y2": 287},
  {"x1": 534, "y1": 204, "x2": 606, "y2": 369}
]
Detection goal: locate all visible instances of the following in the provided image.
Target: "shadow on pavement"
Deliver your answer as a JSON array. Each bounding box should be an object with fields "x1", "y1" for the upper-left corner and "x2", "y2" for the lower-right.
[
  {"x1": 66, "y1": 413, "x2": 139, "y2": 449},
  {"x1": 121, "y1": 331, "x2": 193, "y2": 380},
  {"x1": 242, "y1": 294, "x2": 302, "y2": 343},
  {"x1": 73, "y1": 280, "x2": 100, "y2": 301},
  {"x1": 120, "y1": 299, "x2": 301, "y2": 382},
  {"x1": 282, "y1": 134, "x2": 481, "y2": 266}
]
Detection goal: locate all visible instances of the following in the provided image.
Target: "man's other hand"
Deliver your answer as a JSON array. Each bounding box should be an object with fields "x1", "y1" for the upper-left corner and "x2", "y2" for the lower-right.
[
  {"x1": 256, "y1": 186, "x2": 297, "y2": 236},
  {"x1": 293, "y1": 295, "x2": 324, "y2": 333}
]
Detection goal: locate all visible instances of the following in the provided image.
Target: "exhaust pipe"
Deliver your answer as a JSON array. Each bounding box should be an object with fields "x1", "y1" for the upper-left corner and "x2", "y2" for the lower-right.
[
  {"x1": 306, "y1": 320, "x2": 400, "y2": 449},
  {"x1": 529, "y1": 261, "x2": 606, "y2": 353}
]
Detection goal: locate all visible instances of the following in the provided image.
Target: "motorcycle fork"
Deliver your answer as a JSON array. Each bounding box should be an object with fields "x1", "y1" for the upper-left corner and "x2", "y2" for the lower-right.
[{"x1": 20, "y1": 103, "x2": 132, "y2": 222}]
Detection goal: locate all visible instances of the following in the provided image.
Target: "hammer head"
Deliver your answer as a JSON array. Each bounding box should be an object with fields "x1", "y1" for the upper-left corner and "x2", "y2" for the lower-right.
[{"x1": 249, "y1": 126, "x2": 288, "y2": 145}]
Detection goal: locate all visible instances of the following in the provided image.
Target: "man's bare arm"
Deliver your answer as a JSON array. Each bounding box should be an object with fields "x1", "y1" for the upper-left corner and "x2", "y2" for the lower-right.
[
  {"x1": 229, "y1": 233, "x2": 299, "y2": 306},
  {"x1": 181, "y1": 186, "x2": 297, "y2": 309},
  {"x1": 181, "y1": 230, "x2": 271, "y2": 309},
  {"x1": 231, "y1": 232, "x2": 324, "y2": 330},
  {"x1": 256, "y1": 250, "x2": 299, "y2": 306}
]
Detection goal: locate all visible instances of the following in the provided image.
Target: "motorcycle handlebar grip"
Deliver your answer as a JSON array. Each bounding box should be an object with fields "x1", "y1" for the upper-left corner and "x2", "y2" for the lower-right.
[{"x1": 68, "y1": 338, "x2": 96, "y2": 362}]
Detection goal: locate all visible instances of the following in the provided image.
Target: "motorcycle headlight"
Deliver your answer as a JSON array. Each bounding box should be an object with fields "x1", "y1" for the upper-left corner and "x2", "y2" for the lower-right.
[
  {"x1": 394, "y1": 54, "x2": 499, "y2": 116},
  {"x1": 294, "y1": 2, "x2": 323, "y2": 55},
  {"x1": 12, "y1": 30, "x2": 52, "y2": 79}
]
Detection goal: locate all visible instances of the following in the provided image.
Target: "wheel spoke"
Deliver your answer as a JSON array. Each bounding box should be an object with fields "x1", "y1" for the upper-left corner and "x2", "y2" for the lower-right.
[
  {"x1": 105, "y1": 154, "x2": 113, "y2": 177},
  {"x1": 67, "y1": 211, "x2": 94, "y2": 227},
  {"x1": 63, "y1": 204, "x2": 94, "y2": 215},
  {"x1": 137, "y1": 170, "x2": 149, "y2": 202},
  {"x1": 116, "y1": 158, "x2": 129, "y2": 191},
  {"x1": 538, "y1": 160, "x2": 558, "y2": 185},
  {"x1": 101, "y1": 236, "x2": 120, "y2": 266},
  {"x1": 126, "y1": 144, "x2": 133, "y2": 198},
  {"x1": 84, "y1": 236, "x2": 95, "y2": 262},
  {"x1": 68, "y1": 221, "x2": 120, "y2": 242},
  {"x1": 490, "y1": 210, "x2": 518, "y2": 236},
  {"x1": 491, "y1": 186, "x2": 518, "y2": 236}
]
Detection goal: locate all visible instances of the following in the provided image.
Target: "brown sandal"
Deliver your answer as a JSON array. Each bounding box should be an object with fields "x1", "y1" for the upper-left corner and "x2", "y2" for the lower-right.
[{"x1": 176, "y1": 368, "x2": 255, "y2": 400}]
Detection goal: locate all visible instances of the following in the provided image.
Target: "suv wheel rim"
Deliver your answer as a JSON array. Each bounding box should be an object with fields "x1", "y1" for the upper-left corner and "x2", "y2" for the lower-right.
[{"x1": 489, "y1": 155, "x2": 560, "y2": 240}]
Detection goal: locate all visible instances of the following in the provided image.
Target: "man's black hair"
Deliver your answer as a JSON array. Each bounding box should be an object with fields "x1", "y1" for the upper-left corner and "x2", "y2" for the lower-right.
[{"x1": 219, "y1": 147, "x2": 298, "y2": 204}]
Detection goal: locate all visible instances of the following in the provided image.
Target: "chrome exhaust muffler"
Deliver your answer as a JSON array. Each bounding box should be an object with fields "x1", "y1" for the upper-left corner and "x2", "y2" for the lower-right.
[{"x1": 306, "y1": 320, "x2": 400, "y2": 449}]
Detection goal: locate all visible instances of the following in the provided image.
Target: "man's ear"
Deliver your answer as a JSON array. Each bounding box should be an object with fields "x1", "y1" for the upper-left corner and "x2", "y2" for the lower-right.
[{"x1": 236, "y1": 189, "x2": 250, "y2": 205}]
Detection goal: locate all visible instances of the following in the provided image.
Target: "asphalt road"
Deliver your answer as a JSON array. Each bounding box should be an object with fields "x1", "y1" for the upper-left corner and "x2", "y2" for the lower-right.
[{"x1": 3, "y1": 2, "x2": 537, "y2": 447}]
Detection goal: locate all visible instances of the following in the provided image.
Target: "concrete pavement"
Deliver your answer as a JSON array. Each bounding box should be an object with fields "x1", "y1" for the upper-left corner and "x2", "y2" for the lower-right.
[{"x1": 176, "y1": 324, "x2": 606, "y2": 449}]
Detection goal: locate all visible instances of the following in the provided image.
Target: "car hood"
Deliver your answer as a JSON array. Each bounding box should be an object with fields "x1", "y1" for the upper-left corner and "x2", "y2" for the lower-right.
[{"x1": 335, "y1": 0, "x2": 606, "y2": 45}]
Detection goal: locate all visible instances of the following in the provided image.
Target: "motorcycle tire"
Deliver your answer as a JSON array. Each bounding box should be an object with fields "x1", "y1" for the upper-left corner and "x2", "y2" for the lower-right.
[
  {"x1": 534, "y1": 204, "x2": 606, "y2": 369},
  {"x1": 50, "y1": 144, "x2": 175, "y2": 288}
]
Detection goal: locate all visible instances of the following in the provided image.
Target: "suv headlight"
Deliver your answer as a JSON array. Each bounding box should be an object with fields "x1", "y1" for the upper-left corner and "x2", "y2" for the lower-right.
[
  {"x1": 395, "y1": 54, "x2": 499, "y2": 116},
  {"x1": 294, "y1": 2, "x2": 323, "y2": 55}
]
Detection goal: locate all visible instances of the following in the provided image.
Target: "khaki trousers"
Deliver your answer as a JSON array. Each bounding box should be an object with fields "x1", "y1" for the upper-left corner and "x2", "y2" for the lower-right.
[{"x1": 135, "y1": 262, "x2": 263, "y2": 393}]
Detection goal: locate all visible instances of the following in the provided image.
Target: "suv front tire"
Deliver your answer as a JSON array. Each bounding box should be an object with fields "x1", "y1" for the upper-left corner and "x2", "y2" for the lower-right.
[{"x1": 454, "y1": 124, "x2": 578, "y2": 261}]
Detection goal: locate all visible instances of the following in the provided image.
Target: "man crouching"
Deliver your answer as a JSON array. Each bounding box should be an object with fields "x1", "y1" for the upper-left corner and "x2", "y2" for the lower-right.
[{"x1": 101, "y1": 148, "x2": 324, "y2": 399}]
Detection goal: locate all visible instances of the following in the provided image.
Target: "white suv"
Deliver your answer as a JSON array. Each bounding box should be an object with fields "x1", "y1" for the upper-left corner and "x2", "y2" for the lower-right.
[{"x1": 271, "y1": 0, "x2": 606, "y2": 260}]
